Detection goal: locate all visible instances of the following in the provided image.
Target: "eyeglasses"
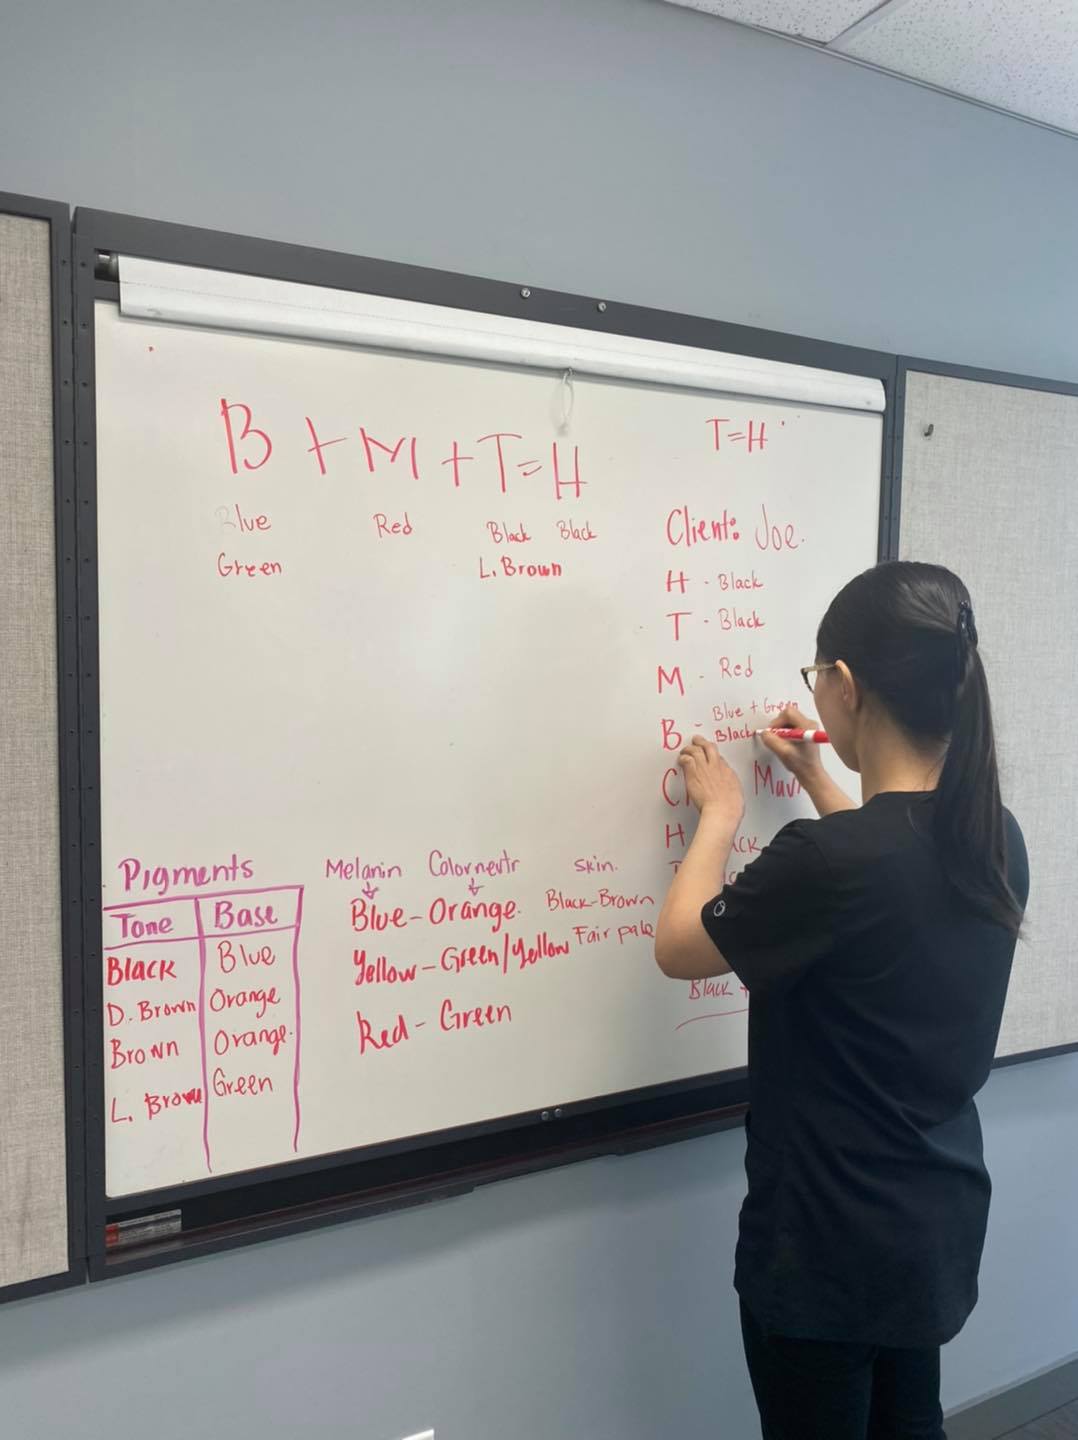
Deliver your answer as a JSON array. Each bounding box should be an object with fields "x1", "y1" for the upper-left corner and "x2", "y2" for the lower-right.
[{"x1": 800, "y1": 663, "x2": 838, "y2": 695}]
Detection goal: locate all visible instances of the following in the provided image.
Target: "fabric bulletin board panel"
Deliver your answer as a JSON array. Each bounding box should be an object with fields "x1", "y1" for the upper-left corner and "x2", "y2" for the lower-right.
[
  {"x1": 898, "y1": 369, "x2": 1078, "y2": 1060},
  {"x1": 0, "y1": 208, "x2": 71, "y2": 1290}
]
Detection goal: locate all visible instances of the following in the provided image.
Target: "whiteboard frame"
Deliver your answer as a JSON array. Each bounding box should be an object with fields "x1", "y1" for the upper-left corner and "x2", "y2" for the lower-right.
[
  {"x1": 73, "y1": 206, "x2": 900, "y2": 1278},
  {"x1": 0, "y1": 191, "x2": 84, "y2": 1305}
]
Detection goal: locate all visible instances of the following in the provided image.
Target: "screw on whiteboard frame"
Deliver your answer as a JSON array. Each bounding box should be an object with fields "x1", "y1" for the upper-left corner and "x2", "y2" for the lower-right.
[
  {"x1": 597, "y1": 301, "x2": 608, "y2": 312},
  {"x1": 554, "y1": 1107, "x2": 563, "y2": 1118},
  {"x1": 520, "y1": 287, "x2": 531, "y2": 299},
  {"x1": 541, "y1": 1109, "x2": 550, "y2": 1120},
  {"x1": 922, "y1": 423, "x2": 934, "y2": 437}
]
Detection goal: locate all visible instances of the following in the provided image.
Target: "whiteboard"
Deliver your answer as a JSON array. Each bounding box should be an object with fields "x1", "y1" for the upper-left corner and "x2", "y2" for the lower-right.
[
  {"x1": 899, "y1": 370, "x2": 1078, "y2": 1060},
  {"x1": 94, "y1": 289, "x2": 882, "y2": 1197}
]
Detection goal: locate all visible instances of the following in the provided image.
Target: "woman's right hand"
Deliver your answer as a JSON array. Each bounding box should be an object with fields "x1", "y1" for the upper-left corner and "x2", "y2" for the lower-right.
[{"x1": 758, "y1": 704, "x2": 826, "y2": 780}]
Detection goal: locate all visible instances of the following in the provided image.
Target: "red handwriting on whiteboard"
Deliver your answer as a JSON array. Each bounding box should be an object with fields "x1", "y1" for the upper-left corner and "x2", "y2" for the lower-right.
[
  {"x1": 440, "y1": 999, "x2": 512, "y2": 1032},
  {"x1": 216, "y1": 940, "x2": 276, "y2": 973},
  {"x1": 485, "y1": 520, "x2": 532, "y2": 544},
  {"x1": 717, "y1": 569, "x2": 764, "y2": 591},
  {"x1": 144, "y1": 1088, "x2": 202, "y2": 1120},
  {"x1": 212, "y1": 1023, "x2": 288, "y2": 1058},
  {"x1": 211, "y1": 898, "x2": 278, "y2": 931},
  {"x1": 118, "y1": 854, "x2": 256, "y2": 896},
  {"x1": 373, "y1": 512, "x2": 413, "y2": 538},
  {"x1": 557, "y1": 518, "x2": 597, "y2": 542},
  {"x1": 212, "y1": 1070, "x2": 273, "y2": 1098},
  {"x1": 753, "y1": 761, "x2": 803, "y2": 798},
  {"x1": 661, "y1": 766, "x2": 693, "y2": 809},
  {"x1": 441, "y1": 943, "x2": 502, "y2": 974},
  {"x1": 665, "y1": 611, "x2": 691, "y2": 642},
  {"x1": 107, "y1": 954, "x2": 177, "y2": 982},
  {"x1": 545, "y1": 889, "x2": 654, "y2": 911},
  {"x1": 207, "y1": 986, "x2": 280, "y2": 1020},
  {"x1": 477, "y1": 432, "x2": 522, "y2": 493},
  {"x1": 690, "y1": 973, "x2": 731, "y2": 996},
  {"x1": 754, "y1": 503, "x2": 801, "y2": 552},
  {"x1": 351, "y1": 898, "x2": 409, "y2": 932},
  {"x1": 666, "y1": 507, "x2": 740, "y2": 547},
  {"x1": 660, "y1": 719, "x2": 683, "y2": 751},
  {"x1": 360, "y1": 428, "x2": 420, "y2": 479},
  {"x1": 551, "y1": 444, "x2": 585, "y2": 501},
  {"x1": 718, "y1": 607, "x2": 765, "y2": 631},
  {"x1": 574, "y1": 856, "x2": 615, "y2": 874},
  {"x1": 217, "y1": 553, "x2": 283, "y2": 579},
  {"x1": 478, "y1": 556, "x2": 564, "y2": 580},
  {"x1": 110, "y1": 1037, "x2": 179, "y2": 1069},
  {"x1": 220, "y1": 399, "x2": 273, "y2": 473},
  {"x1": 102, "y1": 883, "x2": 303, "y2": 1171},
  {"x1": 427, "y1": 896, "x2": 518, "y2": 934},
  {"x1": 353, "y1": 950, "x2": 417, "y2": 986},
  {"x1": 438, "y1": 932, "x2": 569, "y2": 975},
  {"x1": 573, "y1": 923, "x2": 654, "y2": 946},
  {"x1": 707, "y1": 418, "x2": 767, "y2": 453},
  {"x1": 217, "y1": 503, "x2": 272, "y2": 532},
  {"x1": 658, "y1": 665, "x2": 685, "y2": 696},
  {"x1": 710, "y1": 696, "x2": 799, "y2": 724},
  {"x1": 356, "y1": 1010, "x2": 410, "y2": 1055},
  {"x1": 106, "y1": 998, "x2": 196, "y2": 1025},
  {"x1": 326, "y1": 857, "x2": 404, "y2": 882},
  {"x1": 428, "y1": 848, "x2": 520, "y2": 878},
  {"x1": 714, "y1": 721, "x2": 756, "y2": 743},
  {"x1": 305, "y1": 417, "x2": 347, "y2": 475},
  {"x1": 219, "y1": 406, "x2": 592, "y2": 498},
  {"x1": 688, "y1": 976, "x2": 746, "y2": 1000},
  {"x1": 441, "y1": 440, "x2": 474, "y2": 488}
]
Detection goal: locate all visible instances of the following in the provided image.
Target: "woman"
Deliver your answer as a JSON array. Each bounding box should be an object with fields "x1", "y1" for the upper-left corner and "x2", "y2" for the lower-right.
[{"x1": 655, "y1": 561, "x2": 1028, "y2": 1440}]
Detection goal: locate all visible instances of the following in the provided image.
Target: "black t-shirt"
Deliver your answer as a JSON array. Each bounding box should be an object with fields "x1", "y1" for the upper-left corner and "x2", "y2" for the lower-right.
[{"x1": 701, "y1": 791, "x2": 1029, "y2": 1347}]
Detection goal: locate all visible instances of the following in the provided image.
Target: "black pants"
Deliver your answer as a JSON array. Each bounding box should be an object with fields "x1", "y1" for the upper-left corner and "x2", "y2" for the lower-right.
[{"x1": 740, "y1": 1301, "x2": 946, "y2": 1440}]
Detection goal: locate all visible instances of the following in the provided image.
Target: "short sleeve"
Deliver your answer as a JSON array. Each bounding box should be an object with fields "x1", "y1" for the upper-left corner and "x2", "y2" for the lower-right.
[{"x1": 701, "y1": 820, "x2": 835, "y2": 993}]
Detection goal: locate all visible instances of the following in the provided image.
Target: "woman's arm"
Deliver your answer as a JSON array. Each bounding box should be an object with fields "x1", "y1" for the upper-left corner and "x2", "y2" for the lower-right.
[
  {"x1": 655, "y1": 737, "x2": 744, "y2": 981},
  {"x1": 655, "y1": 806, "x2": 739, "y2": 979},
  {"x1": 760, "y1": 705, "x2": 857, "y2": 817}
]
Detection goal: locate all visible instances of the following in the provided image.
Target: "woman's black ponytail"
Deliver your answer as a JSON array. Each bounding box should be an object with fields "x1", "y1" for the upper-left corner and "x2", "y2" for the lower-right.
[{"x1": 817, "y1": 562, "x2": 1022, "y2": 936}]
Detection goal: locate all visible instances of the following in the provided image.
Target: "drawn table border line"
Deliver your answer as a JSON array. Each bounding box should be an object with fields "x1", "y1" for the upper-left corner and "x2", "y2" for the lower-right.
[
  {"x1": 106, "y1": 888, "x2": 305, "y2": 1183},
  {"x1": 102, "y1": 923, "x2": 301, "y2": 949}
]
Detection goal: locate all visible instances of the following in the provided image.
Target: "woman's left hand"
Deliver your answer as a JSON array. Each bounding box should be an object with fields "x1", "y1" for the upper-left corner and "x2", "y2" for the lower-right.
[{"x1": 677, "y1": 736, "x2": 745, "y2": 827}]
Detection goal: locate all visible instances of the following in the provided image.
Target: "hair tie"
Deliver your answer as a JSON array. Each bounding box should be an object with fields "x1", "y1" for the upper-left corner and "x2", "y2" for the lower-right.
[{"x1": 957, "y1": 601, "x2": 978, "y2": 649}]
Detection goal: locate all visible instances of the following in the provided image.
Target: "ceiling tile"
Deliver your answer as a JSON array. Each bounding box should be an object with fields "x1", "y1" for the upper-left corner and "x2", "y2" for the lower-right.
[
  {"x1": 662, "y1": 1, "x2": 883, "y2": 45},
  {"x1": 832, "y1": 0, "x2": 1078, "y2": 135}
]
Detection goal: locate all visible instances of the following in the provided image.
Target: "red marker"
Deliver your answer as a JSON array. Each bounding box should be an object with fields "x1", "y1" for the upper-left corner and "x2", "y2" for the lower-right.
[{"x1": 757, "y1": 728, "x2": 830, "y2": 743}]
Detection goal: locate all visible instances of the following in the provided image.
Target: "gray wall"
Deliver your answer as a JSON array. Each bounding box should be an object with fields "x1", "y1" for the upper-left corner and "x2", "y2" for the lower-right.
[
  {"x1": 0, "y1": 1060, "x2": 1076, "y2": 1440},
  {"x1": 2, "y1": 2, "x2": 1077, "y2": 1436}
]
